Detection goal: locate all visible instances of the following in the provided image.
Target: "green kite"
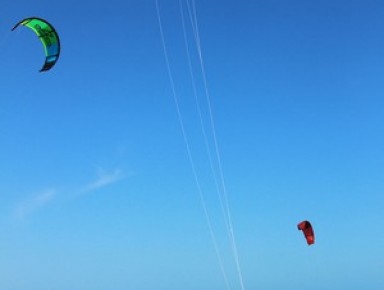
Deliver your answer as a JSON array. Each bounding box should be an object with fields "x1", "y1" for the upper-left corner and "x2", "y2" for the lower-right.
[{"x1": 12, "y1": 17, "x2": 60, "y2": 72}]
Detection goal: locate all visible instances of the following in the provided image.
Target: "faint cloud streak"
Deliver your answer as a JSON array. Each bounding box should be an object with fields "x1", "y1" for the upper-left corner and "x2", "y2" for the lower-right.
[
  {"x1": 12, "y1": 168, "x2": 128, "y2": 220},
  {"x1": 14, "y1": 189, "x2": 56, "y2": 220},
  {"x1": 82, "y1": 168, "x2": 125, "y2": 193}
]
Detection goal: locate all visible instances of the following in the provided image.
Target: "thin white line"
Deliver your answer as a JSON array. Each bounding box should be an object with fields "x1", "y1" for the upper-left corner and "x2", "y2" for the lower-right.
[
  {"x1": 155, "y1": 1, "x2": 232, "y2": 289},
  {"x1": 179, "y1": 0, "x2": 231, "y2": 236},
  {"x1": 184, "y1": 1, "x2": 246, "y2": 289}
]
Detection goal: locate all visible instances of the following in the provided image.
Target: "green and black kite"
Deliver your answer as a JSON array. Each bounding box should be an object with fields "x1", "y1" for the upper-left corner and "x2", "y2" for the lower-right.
[{"x1": 12, "y1": 17, "x2": 60, "y2": 72}]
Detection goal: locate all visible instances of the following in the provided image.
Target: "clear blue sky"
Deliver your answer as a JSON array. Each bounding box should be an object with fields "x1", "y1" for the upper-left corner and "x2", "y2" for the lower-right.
[{"x1": 1, "y1": 0, "x2": 383, "y2": 289}]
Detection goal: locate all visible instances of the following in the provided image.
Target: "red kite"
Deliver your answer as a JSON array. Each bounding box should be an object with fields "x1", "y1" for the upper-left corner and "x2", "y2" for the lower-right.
[{"x1": 297, "y1": 220, "x2": 315, "y2": 245}]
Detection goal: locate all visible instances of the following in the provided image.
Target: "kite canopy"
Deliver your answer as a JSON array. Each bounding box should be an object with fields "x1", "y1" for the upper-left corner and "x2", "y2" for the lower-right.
[
  {"x1": 12, "y1": 17, "x2": 60, "y2": 72},
  {"x1": 297, "y1": 220, "x2": 315, "y2": 245}
]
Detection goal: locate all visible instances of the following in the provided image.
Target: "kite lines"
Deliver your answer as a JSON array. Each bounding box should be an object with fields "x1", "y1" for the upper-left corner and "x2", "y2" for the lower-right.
[{"x1": 155, "y1": 0, "x2": 245, "y2": 289}]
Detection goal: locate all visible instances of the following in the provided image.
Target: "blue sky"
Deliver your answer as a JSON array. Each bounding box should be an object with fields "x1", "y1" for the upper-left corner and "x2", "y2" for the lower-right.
[{"x1": 1, "y1": 0, "x2": 384, "y2": 289}]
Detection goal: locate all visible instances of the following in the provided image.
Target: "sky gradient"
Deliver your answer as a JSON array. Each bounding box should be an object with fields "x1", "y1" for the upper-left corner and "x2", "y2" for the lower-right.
[{"x1": 1, "y1": 0, "x2": 384, "y2": 289}]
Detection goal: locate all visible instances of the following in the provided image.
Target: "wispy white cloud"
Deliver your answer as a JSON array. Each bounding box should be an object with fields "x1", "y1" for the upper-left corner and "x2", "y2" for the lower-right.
[
  {"x1": 82, "y1": 168, "x2": 125, "y2": 193},
  {"x1": 12, "y1": 168, "x2": 127, "y2": 220},
  {"x1": 14, "y1": 189, "x2": 56, "y2": 220}
]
